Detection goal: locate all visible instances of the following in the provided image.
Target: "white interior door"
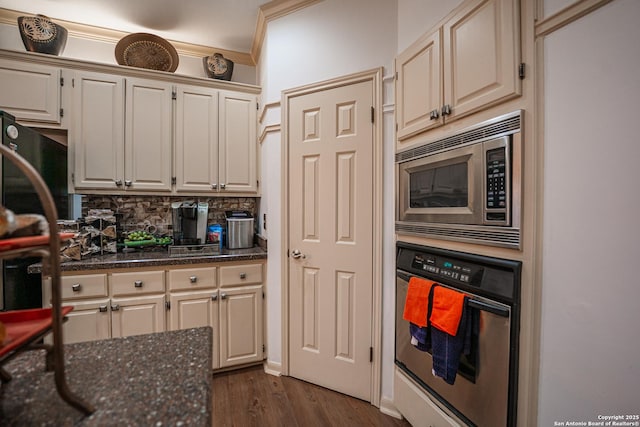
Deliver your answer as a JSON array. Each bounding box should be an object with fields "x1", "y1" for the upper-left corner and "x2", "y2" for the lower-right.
[{"x1": 288, "y1": 78, "x2": 374, "y2": 401}]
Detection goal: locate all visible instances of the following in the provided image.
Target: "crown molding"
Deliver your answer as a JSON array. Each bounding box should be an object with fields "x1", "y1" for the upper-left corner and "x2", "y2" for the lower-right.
[
  {"x1": 251, "y1": 0, "x2": 323, "y2": 64},
  {"x1": 0, "y1": 7, "x2": 254, "y2": 66}
]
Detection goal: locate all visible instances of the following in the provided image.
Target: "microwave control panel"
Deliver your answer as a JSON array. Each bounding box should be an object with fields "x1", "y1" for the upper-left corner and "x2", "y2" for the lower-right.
[{"x1": 485, "y1": 147, "x2": 507, "y2": 222}]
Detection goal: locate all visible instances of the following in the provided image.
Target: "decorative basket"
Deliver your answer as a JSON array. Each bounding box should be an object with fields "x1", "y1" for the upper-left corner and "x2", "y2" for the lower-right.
[{"x1": 17, "y1": 14, "x2": 68, "y2": 56}]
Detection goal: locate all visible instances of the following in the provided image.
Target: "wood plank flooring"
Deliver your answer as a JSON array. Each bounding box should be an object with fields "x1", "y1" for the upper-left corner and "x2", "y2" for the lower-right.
[{"x1": 212, "y1": 365, "x2": 411, "y2": 427}]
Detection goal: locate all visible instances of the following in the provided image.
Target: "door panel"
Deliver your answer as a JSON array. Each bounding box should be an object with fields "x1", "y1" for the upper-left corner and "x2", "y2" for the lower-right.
[{"x1": 288, "y1": 79, "x2": 374, "y2": 401}]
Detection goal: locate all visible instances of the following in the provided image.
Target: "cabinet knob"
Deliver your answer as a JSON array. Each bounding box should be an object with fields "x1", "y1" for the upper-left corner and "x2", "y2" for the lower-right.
[
  {"x1": 134, "y1": 280, "x2": 143, "y2": 288},
  {"x1": 220, "y1": 293, "x2": 227, "y2": 300},
  {"x1": 429, "y1": 109, "x2": 440, "y2": 120},
  {"x1": 115, "y1": 179, "x2": 123, "y2": 186},
  {"x1": 211, "y1": 183, "x2": 218, "y2": 190},
  {"x1": 190, "y1": 276, "x2": 197, "y2": 283},
  {"x1": 99, "y1": 305, "x2": 108, "y2": 313},
  {"x1": 211, "y1": 294, "x2": 218, "y2": 301},
  {"x1": 111, "y1": 304, "x2": 120, "y2": 311},
  {"x1": 165, "y1": 301, "x2": 171, "y2": 310},
  {"x1": 239, "y1": 273, "x2": 246, "y2": 279},
  {"x1": 441, "y1": 104, "x2": 452, "y2": 116},
  {"x1": 125, "y1": 180, "x2": 132, "y2": 187},
  {"x1": 220, "y1": 183, "x2": 226, "y2": 190},
  {"x1": 71, "y1": 283, "x2": 82, "y2": 292}
]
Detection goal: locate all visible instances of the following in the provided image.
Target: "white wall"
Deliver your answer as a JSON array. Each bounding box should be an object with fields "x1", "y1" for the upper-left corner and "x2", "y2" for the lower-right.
[
  {"x1": 258, "y1": 0, "x2": 398, "y2": 400},
  {"x1": 539, "y1": 0, "x2": 640, "y2": 424}
]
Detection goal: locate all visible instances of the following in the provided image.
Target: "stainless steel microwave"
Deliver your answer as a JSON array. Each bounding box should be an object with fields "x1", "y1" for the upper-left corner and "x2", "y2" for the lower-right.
[{"x1": 396, "y1": 111, "x2": 522, "y2": 248}]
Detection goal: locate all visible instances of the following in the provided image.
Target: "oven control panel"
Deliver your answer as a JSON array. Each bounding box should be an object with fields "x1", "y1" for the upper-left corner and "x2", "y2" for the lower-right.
[{"x1": 410, "y1": 254, "x2": 482, "y2": 286}]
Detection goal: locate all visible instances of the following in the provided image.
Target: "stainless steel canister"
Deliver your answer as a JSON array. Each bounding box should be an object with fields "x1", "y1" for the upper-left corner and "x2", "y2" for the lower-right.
[{"x1": 225, "y1": 211, "x2": 254, "y2": 249}]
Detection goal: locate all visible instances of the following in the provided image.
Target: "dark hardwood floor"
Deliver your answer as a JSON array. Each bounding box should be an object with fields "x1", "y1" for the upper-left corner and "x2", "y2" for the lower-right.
[{"x1": 212, "y1": 365, "x2": 411, "y2": 427}]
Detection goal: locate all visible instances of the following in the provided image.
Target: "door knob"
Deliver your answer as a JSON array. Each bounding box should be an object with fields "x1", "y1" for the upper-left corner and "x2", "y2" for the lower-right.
[{"x1": 291, "y1": 249, "x2": 306, "y2": 259}]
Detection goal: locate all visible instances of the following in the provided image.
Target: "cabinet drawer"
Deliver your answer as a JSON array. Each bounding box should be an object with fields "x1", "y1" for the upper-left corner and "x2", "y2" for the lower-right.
[
  {"x1": 111, "y1": 270, "x2": 165, "y2": 296},
  {"x1": 61, "y1": 274, "x2": 108, "y2": 300},
  {"x1": 168, "y1": 267, "x2": 217, "y2": 291},
  {"x1": 219, "y1": 264, "x2": 262, "y2": 287}
]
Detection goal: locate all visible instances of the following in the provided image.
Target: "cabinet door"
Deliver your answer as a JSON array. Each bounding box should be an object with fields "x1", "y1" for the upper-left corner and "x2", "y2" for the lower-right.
[
  {"x1": 174, "y1": 85, "x2": 219, "y2": 192},
  {"x1": 219, "y1": 91, "x2": 258, "y2": 193},
  {"x1": 168, "y1": 290, "x2": 219, "y2": 369},
  {"x1": 62, "y1": 298, "x2": 111, "y2": 344},
  {"x1": 443, "y1": 0, "x2": 520, "y2": 120},
  {"x1": 219, "y1": 285, "x2": 263, "y2": 368},
  {"x1": 125, "y1": 78, "x2": 173, "y2": 192},
  {"x1": 110, "y1": 294, "x2": 166, "y2": 338},
  {"x1": 396, "y1": 28, "x2": 442, "y2": 141},
  {"x1": 0, "y1": 60, "x2": 62, "y2": 126},
  {"x1": 71, "y1": 70, "x2": 125, "y2": 190}
]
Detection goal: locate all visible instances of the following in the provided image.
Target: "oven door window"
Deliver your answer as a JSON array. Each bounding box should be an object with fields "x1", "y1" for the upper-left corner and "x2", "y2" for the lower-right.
[{"x1": 409, "y1": 162, "x2": 468, "y2": 208}]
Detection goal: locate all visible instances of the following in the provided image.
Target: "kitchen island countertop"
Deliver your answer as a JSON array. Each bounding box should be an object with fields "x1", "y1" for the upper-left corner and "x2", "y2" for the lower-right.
[
  {"x1": 28, "y1": 245, "x2": 267, "y2": 274},
  {"x1": 0, "y1": 327, "x2": 212, "y2": 426}
]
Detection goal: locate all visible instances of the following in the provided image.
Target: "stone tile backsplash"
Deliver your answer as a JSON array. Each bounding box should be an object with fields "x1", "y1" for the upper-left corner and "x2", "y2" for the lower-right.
[{"x1": 82, "y1": 195, "x2": 257, "y2": 236}]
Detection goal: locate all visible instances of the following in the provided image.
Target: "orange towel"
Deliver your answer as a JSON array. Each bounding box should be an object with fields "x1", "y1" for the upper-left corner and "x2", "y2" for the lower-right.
[
  {"x1": 430, "y1": 285, "x2": 466, "y2": 336},
  {"x1": 403, "y1": 277, "x2": 436, "y2": 327}
]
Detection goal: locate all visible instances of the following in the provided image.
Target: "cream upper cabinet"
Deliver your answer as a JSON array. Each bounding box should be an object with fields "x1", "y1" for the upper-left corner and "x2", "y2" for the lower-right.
[
  {"x1": 70, "y1": 70, "x2": 125, "y2": 190},
  {"x1": 124, "y1": 78, "x2": 173, "y2": 192},
  {"x1": 396, "y1": 28, "x2": 442, "y2": 140},
  {"x1": 174, "y1": 85, "x2": 219, "y2": 193},
  {"x1": 71, "y1": 73, "x2": 173, "y2": 192},
  {"x1": 442, "y1": 0, "x2": 520, "y2": 121},
  {"x1": 396, "y1": 0, "x2": 520, "y2": 144},
  {"x1": 218, "y1": 91, "x2": 258, "y2": 193},
  {"x1": 0, "y1": 59, "x2": 63, "y2": 127}
]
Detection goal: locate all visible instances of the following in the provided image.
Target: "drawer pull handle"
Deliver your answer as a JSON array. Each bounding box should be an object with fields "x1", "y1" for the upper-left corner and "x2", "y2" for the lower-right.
[
  {"x1": 71, "y1": 283, "x2": 82, "y2": 292},
  {"x1": 111, "y1": 304, "x2": 120, "y2": 311},
  {"x1": 211, "y1": 294, "x2": 218, "y2": 301},
  {"x1": 239, "y1": 273, "x2": 246, "y2": 279},
  {"x1": 221, "y1": 293, "x2": 227, "y2": 300},
  {"x1": 99, "y1": 305, "x2": 108, "y2": 313},
  {"x1": 190, "y1": 276, "x2": 197, "y2": 283},
  {"x1": 134, "y1": 280, "x2": 143, "y2": 288}
]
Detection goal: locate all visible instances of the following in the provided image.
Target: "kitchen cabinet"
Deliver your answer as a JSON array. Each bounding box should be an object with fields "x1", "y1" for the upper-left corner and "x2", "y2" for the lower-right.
[
  {"x1": 175, "y1": 88, "x2": 258, "y2": 194},
  {"x1": 46, "y1": 269, "x2": 166, "y2": 343},
  {"x1": 70, "y1": 70, "x2": 125, "y2": 190},
  {"x1": 0, "y1": 58, "x2": 64, "y2": 127},
  {"x1": 218, "y1": 91, "x2": 258, "y2": 193},
  {"x1": 395, "y1": 0, "x2": 520, "y2": 144},
  {"x1": 71, "y1": 72, "x2": 173, "y2": 192},
  {"x1": 167, "y1": 266, "x2": 219, "y2": 369},
  {"x1": 174, "y1": 85, "x2": 219, "y2": 193},
  {"x1": 49, "y1": 261, "x2": 265, "y2": 371},
  {"x1": 218, "y1": 263, "x2": 264, "y2": 368}
]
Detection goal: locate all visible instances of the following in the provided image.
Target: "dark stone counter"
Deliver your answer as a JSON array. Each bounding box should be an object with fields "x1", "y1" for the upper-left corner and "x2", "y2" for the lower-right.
[
  {"x1": 28, "y1": 245, "x2": 267, "y2": 274},
  {"x1": 0, "y1": 327, "x2": 212, "y2": 426}
]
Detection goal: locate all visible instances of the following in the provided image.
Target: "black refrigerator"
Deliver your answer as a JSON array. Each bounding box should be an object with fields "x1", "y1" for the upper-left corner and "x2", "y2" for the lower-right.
[{"x1": 1, "y1": 110, "x2": 72, "y2": 311}]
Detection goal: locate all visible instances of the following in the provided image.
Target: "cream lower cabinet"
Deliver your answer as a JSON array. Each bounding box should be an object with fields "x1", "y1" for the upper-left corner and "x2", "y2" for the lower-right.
[
  {"x1": 218, "y1": 263, "x2": 264, "y2": 368},
  {"x1": 396, "y1": 0, "x2": 520, "y2": 145},
  {"x1": 50, "y1": 262, "x2": 264, "y2": 371},
  {"x1": 167, "y1": 266, "x2": 219, "y2": 369}
]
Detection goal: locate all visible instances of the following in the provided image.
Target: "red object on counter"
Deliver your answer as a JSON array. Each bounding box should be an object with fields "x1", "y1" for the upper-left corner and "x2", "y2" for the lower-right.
[
  {"x1": 0, "y1": 232, "x2": 76, "y2": 252},
  {"x1": 0, "y1": 306, "x2": 74, "y2": 358}
]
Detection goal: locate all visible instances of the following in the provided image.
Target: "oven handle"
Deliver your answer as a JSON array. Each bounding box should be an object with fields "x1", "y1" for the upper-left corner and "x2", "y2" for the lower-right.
[{"x1": 396, "y1": 270, "x2": 510, "y2": 318}]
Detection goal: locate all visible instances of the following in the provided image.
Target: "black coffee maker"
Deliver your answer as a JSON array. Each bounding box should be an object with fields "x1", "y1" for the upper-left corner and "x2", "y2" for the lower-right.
[{"x1": 171, "y1": 201, "x2": 208, "y2": 245}]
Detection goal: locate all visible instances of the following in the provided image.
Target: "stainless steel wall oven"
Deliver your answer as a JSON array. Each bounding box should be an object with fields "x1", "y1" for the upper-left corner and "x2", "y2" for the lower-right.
[
  {"x1": 395, "y1": 111, "x2": 523, "y2": 248},
  {"x1": 395, "y1": 241, "x2": 521, "y2": 426}
]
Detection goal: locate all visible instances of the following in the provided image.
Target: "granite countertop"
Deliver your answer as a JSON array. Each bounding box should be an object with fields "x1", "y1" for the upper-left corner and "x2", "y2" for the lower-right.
[
  {"x1": 0, "y1": 327, "x2": 212, "y2": 426},
  {"x1": 28, "y1": 245, "x2": 267, "y2": 274}
]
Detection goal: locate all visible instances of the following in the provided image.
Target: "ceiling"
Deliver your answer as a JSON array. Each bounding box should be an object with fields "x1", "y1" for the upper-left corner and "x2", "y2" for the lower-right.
[{"x1": 0, "y1": 0, "x2": 271, "y2": 53}]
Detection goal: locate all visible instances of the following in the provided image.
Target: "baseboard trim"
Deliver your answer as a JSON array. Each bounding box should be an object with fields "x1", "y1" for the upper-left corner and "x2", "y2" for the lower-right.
[
  {"x1": 263, "y1": 360, "x2": 282, "y2": 376},
  {"x1": 379, "y1": 397, "x2": 403, "y2": 420}
]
